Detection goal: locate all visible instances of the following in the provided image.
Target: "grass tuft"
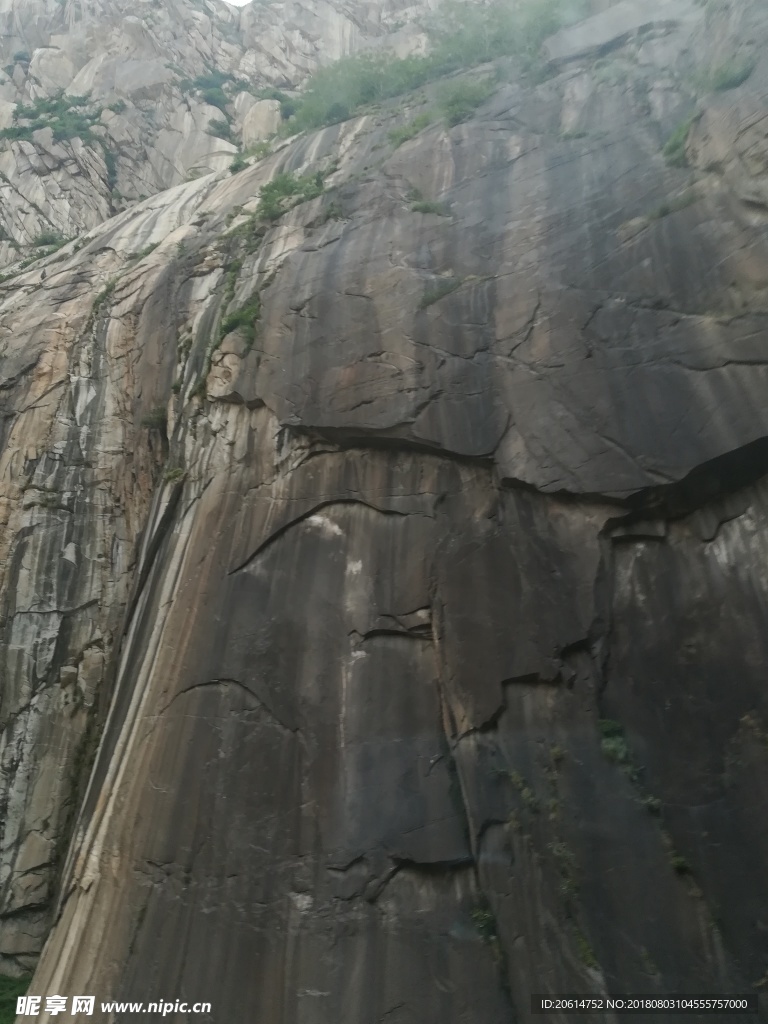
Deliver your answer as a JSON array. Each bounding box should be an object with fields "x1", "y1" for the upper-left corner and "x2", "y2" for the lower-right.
[{"x1": 388, "y1": 112, "x2": 434, "y2": 147}]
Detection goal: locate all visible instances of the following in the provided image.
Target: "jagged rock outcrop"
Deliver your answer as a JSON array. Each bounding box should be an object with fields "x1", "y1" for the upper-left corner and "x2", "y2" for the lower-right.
[
  {"x1": 0, "y1": 0, "x2": 434, "y2": 269},
  {"x1": 1, "y1": 0, "x2": 768, "y2": 1021}
]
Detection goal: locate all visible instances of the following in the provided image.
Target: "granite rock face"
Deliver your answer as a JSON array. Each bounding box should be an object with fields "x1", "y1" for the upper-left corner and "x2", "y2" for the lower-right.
[
  {"x1": 0, "y1": 0, "x2": 432, "y2": 270},
  {"x1": 1, "y1": 0, "x2": 768, "y2": 1021}
]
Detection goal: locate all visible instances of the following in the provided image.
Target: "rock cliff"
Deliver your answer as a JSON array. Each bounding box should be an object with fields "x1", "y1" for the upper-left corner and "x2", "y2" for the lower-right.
[
  {"x1": 0, "y1": 0, "x2": 432, "y2": 270},
  {"x1": 1, "y1": 0, "x2": 768, "y2": 1021}
]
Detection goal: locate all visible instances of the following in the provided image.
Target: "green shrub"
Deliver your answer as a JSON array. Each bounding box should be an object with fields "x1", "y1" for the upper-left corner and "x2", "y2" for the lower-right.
[
  {"x1": 317, "y1": 201, "x2": 343, "y2": 224},
  {"x1": 471, "y1": 903, "x2": 498, "y2": 943},
  {"x1": 710, "y1": 56, "x2": 756, "y2": 91},
  {"x1": 141, "y1": 407, "x2": 167, "y2": 430},
  {"x1": 220, "y1": 296, "x2": 261, "y2": 344},
  {"x1": 179, "y1": 72, "x2": 234, "y2": 112},
  {"x1": 0, "y1": 92, "x2": 100, "y2": 143},
  {"x1": 281, "y1": 0, "x2": 572, "y2": 135},
  {"x1": 598, "y1": 720, "x2": 623, "y2": 739},
  {"x1": 411, "y1": 199, "x2": 450, "y2": 216},
  {"x1": 257, "y1": 170, "x2": 324, "y2": 220},
  {"x1": 662, "y1": 116, "x2": 696, "y2": 167},
  {"x1": 245, "y1": 140, "x2": 271, "y2": 160},
  {"x1": 0, "y1": 975, "x2": 30, "y2": 1024},
  {"x1": 388, "y1": 111, "x2": 434, "y2": 147},
  {"x1": 225, "y1": 214, "x2": 264, "y2": 254},
  {"x1": 32, "y1": 229, "x2": 68, "y2": 247},
  {"x1": 642, "y1": 795, "x2": 662, "y2": 815},
  {"x1": 201, "y1": 87, "x2": 228, "y2": 112},
  {"x1": 575, "y1": 930, "x2": 599, "y2": 970},
  {"x1": 108, "y1": 100, "x2": 127, "y2": 114},
  {"x1": 83, "y1": 275, "x2": 117, "y2": 338},
  {"x1": 601, "y1": 733, "x2": 630, "y2": 764},
  {"x1": 127, "y1": 243, "x2": 158, "y2": 263},
  {"x1": 229, "y1": 155, "x2": 247, "y2": 174},
  {"x1": 598, "y1": 719, "x2": 637, "y2": 773},
  {"x1": 427, "y1": 0, "x2": 569, "y2": 68},
  {"x1": 208, "y1": 117, "x2": 233, "y2": 141},
  {"x1": 256, "y1": 86, "x2": 296, "y2": 119},
  {"x1": 670, "y1": 854, "x2": 691, "y2": 875},
  {"x1": 51, "y1": 111, "x2": 95, "y2": 141},
  {"x1": 181, "y1": 71, "x2": 233, "y2": 93},
  {"x1": 438, "y1": 77, "x2": 495, "y2": 125},
  {"x1": 101, "y1": 143, "x2": 117, "y2": 191}
]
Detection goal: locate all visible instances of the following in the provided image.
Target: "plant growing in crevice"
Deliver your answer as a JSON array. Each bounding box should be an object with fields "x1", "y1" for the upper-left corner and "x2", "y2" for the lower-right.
[
  {"x1": 661, "y1": 829, "x2": 693, "y2": 876},
  {"x1": 389, "y1": 111, "x2": 434, "y2": 147},
  {"x1": 662, "y1": 115, "x2": 698, "y2": 168},
  {"x1": 140, "y1": 406, "x2": 167, "y2": 430},
  {"x1": 574, "y1": 928, "x2": 600, "y2": 970},
  {"x1": 244, "y1": 140, "x2": 272, "y2": 160},
  {"x1": 1, "y1": 92, "x2": 101, "y2": 143},
  {"x1": 220, "y1": 295, "x2": 261, "y2": 348},
  {"x1": 709, "y1": 56, "x2": 756, "y2": 91},
  {"x1": 670, "y1": 854, "x2": 691, "y2": 875},
  {"x1": 32, "y1": 229, "x2": 69, "y2": 247},
  {"x1": 438, "y1": 77, "x2": 495, "y2": 126},
  {"x1": 641, "y1": 794, "x2": 662, "y2": 815},
  {"x1": 208, "y1": 117, "x2": 233, "y2": 142},
  {"x1": 419, "y1": 276, "x2": 462, "y2": 309},
  {"x1": 411, "y1": 198, "x2": 450, "y2": 216},
  {"x1": 127, "y1": 242, "x2": 158, "y2": 263},
  {"x1": 550, "y1": 745, "x2": 566, "y2": 766},
  {"x1": 257, "y1": 170, "x2": 325, "y2": 220},
  {"x1": 508, "y1": 768, "x2": 541, "y2": 813},
  {"x1": 598, "y1": 719, "x2": 631, "y2": 766},
  {"x1": 84, "y1": 276, "x2": 119, "y2": 334},
  {"x1": 472, "y1": 902, "x2": 499, "y2": 944},
  {"x1": 550, "y1": 840, "x2": 579, "y2": 902},
  {"x1": 225, "y1": 211, "x2": 265, "y2": 254},
  {"x1": 280, "y1": 0, "x2": 571, "y2": 134},
  {"x1": 179, "y1": 70, "x2": 234, "y2": 113},
  {"x1": 650, "y1": 189, "x2": 698, "y2": 220},
  {"x1": 314, "y1": 201, "x2": 344, "y2": 225}
]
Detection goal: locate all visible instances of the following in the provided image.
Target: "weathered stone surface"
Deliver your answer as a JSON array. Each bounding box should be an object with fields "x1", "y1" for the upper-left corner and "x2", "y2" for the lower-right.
[
  {"x1": 0, "y1": 0, "x2": 439, "y2": 266},
  {"x1": 0, "y1": 0, "x2": 767, "y2": 1022},
  {"x1": 242, "y1": 98, "x2": 282, "y2": 147}
]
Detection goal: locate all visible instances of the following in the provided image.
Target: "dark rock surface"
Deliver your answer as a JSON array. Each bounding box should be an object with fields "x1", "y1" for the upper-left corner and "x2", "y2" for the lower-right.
[{"x1": 1, "y1": 0, "x2": 768, "y2": 1021}]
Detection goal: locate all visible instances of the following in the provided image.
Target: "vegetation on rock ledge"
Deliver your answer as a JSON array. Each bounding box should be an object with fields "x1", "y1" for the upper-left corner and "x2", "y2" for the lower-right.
[{"x1": 281, "y1": 0, "x2": 583, "y2": 134}]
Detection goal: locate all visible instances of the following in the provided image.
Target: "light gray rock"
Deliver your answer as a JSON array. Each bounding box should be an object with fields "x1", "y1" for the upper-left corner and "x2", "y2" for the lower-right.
[
  {"x1": 544, "y1": 0, "x2": 704, "y2": 64},
  {"x1": 242, "y1": 98, "x2": 281, "y2": 147}
]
